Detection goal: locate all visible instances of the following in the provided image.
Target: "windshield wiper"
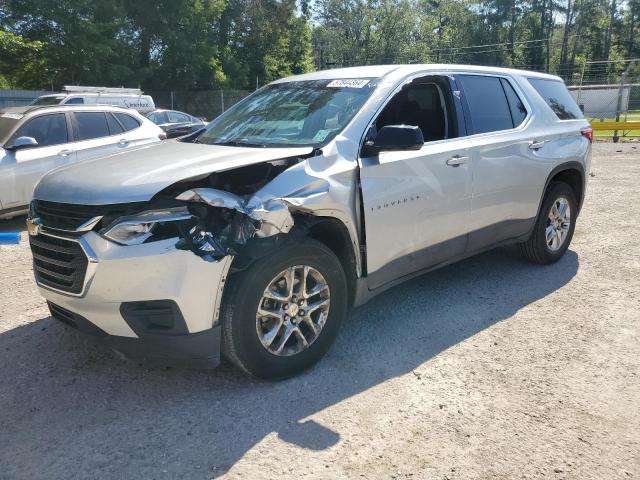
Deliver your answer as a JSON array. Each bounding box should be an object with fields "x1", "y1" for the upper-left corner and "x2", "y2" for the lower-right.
[{"x1": 211, "y1": 140, "x2": 267, "y2": 148}]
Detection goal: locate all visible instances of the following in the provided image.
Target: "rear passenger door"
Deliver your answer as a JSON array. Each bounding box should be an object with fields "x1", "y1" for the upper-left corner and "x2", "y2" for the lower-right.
[
  {"x1": 456, "y1": 74, "x2": 551, "y2": 252},
  {"x1": 70, "y1": 111, "x2": 132, "y2": 162}
]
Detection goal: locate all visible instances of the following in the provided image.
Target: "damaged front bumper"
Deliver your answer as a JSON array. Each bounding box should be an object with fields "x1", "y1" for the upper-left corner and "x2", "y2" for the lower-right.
[{"x1": 37, "y1": 231, "x2": 232, "y2": 367}]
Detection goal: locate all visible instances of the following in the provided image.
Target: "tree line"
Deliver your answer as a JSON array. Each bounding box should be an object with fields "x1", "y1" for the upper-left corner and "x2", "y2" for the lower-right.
[{"x1": 1, "y1": 0, "x2": 638, "y2": 91}]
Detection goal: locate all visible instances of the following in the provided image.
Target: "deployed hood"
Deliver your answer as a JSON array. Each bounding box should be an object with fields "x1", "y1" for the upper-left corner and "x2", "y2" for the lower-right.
[{"x1": 33, "y1": 141, "x2": 313, "y2": 204}]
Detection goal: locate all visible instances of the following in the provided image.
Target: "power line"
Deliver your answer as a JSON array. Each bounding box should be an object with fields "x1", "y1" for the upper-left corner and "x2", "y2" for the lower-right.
[{"x1": 428, "y1": 37, "x2": 550, "y2": 53}]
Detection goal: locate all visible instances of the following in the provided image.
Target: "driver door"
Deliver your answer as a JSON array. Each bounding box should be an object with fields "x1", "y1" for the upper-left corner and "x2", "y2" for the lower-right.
[
  {"x1": 0, "y1": 113, "x2": 74, "y2": 210},
  {"x1": 359, "y1": 78, "x2": 473, "y2": 290}
]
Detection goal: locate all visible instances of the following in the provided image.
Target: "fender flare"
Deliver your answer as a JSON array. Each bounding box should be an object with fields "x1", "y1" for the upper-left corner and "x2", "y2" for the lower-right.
[{"x1": 540, "y1": 161, "x2": 586, "y2": 212}]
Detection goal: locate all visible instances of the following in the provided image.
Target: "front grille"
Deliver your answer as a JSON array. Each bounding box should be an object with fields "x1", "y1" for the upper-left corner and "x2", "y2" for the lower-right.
[
  {"x1": 32, "y1": 200, "x2": 109, "y2": 231},
  {"x1": 29, "y1": 234, "x2": 88, "y2": 294},
  {"x1": 32, "y1": 200, "x2": 146, "y2": 231}
]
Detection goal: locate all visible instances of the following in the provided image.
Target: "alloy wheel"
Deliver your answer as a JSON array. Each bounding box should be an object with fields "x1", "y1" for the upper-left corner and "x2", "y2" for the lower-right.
[
  {"x1": 546, "y1": 196, "x2": 571, "y2": 252},
  {"x1": 255, "y1": 265, "x2": 331, "y2": 356}
]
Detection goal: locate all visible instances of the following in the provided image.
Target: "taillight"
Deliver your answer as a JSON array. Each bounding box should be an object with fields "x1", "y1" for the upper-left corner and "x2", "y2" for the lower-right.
[{"x1": 580, "y1": 127, "x2": 593, "y2": 143}]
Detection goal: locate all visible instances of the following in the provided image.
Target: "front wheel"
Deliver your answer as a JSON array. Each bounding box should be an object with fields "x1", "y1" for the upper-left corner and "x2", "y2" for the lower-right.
[
  {"x1": 221, "y1": 238, "x2": 348, "y2": 379},
  {"x1": 518, "y1": 181, "x2": 578, "y2": 264}
]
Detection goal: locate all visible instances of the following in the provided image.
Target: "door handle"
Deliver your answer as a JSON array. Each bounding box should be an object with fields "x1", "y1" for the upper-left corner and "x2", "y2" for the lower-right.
[
  {"x1": 118, "y1": 139, "x2": 129, "y2": 146},
  {"x1": 528, "y1": 140, "x2": 546, "y2": 150},
  {"x1": 58, "y1": 149, "x2": 74, "y2": 157},
  {"x1": 446, "y1": 155, "x2": 468, "y2": 167}
]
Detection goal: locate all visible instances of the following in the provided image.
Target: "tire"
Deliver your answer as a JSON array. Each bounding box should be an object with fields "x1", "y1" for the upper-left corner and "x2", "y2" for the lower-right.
[
  {"x1": 221, "y1": 238, "x2": 348, "y2": 379},
  {"x1": 519, "y1": 181, "x2": 577, "y2": 265}
]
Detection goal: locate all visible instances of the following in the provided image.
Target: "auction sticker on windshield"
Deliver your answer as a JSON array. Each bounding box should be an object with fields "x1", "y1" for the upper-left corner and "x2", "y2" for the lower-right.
[{"x1": 327, "y1": 79, "x2": 370, "y2": 88}]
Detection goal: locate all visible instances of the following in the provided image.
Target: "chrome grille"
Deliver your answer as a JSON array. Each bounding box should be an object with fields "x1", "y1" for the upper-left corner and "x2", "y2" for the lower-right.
[
  {"x1": 29, "y1": 234, "x2": 88, "y2": 294},
  {"x1": 32, "y1": 200, "x2": 146, "y2": 231},
  {"x1": 32, "y1": 200, "x2": 108, "y2": 231}
]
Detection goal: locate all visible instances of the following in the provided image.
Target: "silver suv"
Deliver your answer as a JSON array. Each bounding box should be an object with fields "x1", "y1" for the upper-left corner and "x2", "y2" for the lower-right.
[
  {"x1": 27, "y1": 65, "x2": 592, "y2": 378},
  {"x1": 0, "y1": 105, "x2": 164, "y2": 219}
]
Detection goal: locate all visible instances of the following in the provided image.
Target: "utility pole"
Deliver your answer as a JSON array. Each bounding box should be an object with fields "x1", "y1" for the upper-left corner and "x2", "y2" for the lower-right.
[{"x1": 613, "y1": 72, "x2": 626, "y2": 143}]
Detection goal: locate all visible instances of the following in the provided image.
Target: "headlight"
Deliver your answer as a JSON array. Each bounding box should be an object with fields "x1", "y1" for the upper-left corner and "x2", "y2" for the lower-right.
[{"x1": 101, "y1": 208, "x2": 194, "y2": 245}]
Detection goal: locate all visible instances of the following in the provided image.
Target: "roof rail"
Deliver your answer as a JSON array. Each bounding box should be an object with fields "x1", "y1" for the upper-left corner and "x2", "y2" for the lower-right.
[{"x1": 63, "y1": 86, "x2": 143, "y2": 95}]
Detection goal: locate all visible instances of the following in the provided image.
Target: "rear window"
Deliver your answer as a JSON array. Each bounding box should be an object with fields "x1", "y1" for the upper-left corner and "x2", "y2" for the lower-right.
[
  {"x1": 74, "y1": 112, "x2": 110, "y2": 140},
  {"x1": 114, "y1": 113, "x2": 140, "y2": 131},
  {"x1": 458, "y1": 75, "x2": 513, "y2": 134},
  {"x1": 528, "y1": 78, "x2": 583, "y2": 120},
  {"x1": 30, "y1": 96, "x2": 65, "y2": 106}
]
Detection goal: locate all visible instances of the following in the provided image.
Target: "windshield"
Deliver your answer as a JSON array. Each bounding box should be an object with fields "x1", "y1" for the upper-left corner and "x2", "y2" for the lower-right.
[
  {"x1": 30, "y1": 95, "x2": 65, "y2": 106},
  {"x1": 197, "y1": 79, "x2": 377, "y2": 148}
]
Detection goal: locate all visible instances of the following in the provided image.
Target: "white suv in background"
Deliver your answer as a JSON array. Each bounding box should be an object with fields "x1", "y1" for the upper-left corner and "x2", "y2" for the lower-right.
[{"x1": 0, "y1": 105, "x2": 164, "y2": 219}]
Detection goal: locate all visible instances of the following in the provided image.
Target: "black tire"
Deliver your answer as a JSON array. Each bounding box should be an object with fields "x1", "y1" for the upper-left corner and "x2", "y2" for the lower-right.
[
  {"x1": 519, "y1": 181, "x2": 577, "y2": 264},
  {"x1": 221, "y1": 238, "x2": 348, "y2": 379}
]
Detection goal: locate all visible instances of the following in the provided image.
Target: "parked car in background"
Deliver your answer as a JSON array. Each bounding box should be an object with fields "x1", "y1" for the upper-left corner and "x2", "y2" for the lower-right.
[
  {"x1": 27, "y1": 65, "x2": 591, "y2": 379},
  {"x1": 0, "y1": 105, "x2": 164, "y2": 219},
  {"x1": 30, "y1": 86, "x2": 155, "y2": 114},
  {"x1": 146, "y1": 109, "x2": 206, "y2": 138}
]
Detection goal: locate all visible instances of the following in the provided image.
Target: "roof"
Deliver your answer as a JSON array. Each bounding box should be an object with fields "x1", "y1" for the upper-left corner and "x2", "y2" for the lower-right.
[
  {"x1": 0, "y1": 104, "x2": 142, "y2": 116},
  {"x1": 273, "y1": 64, "x2": 562, "y2": 83}
]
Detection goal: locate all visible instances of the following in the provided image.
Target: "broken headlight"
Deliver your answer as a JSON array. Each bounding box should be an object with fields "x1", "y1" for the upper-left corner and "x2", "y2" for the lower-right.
[{"x1": 101, "y1": 208, "x2": 195, "y2": 246}]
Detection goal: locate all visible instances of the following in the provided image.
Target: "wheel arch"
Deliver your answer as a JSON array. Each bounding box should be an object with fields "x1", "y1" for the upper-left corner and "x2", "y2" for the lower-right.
[
  {"x1": 541, "y1": 162, "x2": 585, "y2": 215},
  {"x1": 303, "y1": 215, "x2": 359, "y2": 307}
]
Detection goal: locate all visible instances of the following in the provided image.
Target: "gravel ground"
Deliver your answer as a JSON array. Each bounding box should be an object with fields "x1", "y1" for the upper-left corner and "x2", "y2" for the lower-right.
[{"x1": 0, "y1": 143, "x2": 638, "y2": 480}]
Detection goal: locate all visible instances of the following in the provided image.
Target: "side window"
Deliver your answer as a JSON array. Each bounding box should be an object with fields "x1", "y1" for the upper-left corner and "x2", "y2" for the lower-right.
[
  {"x1": 114, "y1": 113, "x2": 141, "y2": 132},
  {"x1": 74, "y1": 112, "x2": 110, "y2": 140},
  {"x1": 13, "y1": 113, "x2": 68, "y2": 147},
  {"x1": 500, "y1": 79, "x2": 528, "y2": 127},
  {"x1": 376, "y1": 80, "x2": 454, "y2": 142},
  {"x1": 458, "y1": 75, "x2": 513, "y2": 134},
  {"x1": 65, "y1": 97, "x2": 84, "y2": 105},
  {"x1": 106, "y1": 113, "x2": 124, "y2": 135},
  {"x1": 528, "y1": 78, "x2": 583, "y2": 120},
  {"x1": 147, "y1": 112, "x2": 163, "y2": 124},
  {"x1": 167, "y1": 111, "x2": 190, "y2": 123}
]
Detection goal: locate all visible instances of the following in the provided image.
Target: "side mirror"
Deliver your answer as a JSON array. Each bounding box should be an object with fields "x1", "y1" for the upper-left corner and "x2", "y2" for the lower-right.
[
  {"x1": 365, "y1": 125, "x2": 424, "y2": 155},
  {"x1": 7, "y1": 136, "x2": 38, "y2": 150}
]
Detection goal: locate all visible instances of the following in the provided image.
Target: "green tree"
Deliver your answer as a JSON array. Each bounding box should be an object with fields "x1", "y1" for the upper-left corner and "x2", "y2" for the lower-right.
[{"x1": 0, "y1": 30, "x2": 48, "y2": 88}]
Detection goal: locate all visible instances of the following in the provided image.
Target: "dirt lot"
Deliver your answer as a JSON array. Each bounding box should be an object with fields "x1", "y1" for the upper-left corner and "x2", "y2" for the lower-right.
[{"x1": 0, "y1": 143, "x2": 638, "y2": 480}]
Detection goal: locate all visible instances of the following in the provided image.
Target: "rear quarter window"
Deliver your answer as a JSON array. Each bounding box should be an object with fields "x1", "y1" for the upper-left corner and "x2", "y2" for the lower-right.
[
  {"x1": 114, "y1": 112, "x2": 141, "y2": 132},
  {"x1": 528, "y1": 78, "x2": 583, "y2": 120}
]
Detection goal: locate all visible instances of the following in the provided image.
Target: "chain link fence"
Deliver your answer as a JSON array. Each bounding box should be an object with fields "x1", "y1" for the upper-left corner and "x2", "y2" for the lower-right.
[
  {"x1": 147, "y1": 90, "x2": 251, "y2": 120},
  {"x1": 0, "y1": 89, "x2": 54, "y2": 109},
  {"x1": 568, "y1": 83, "x2": 640, "y2": 140},
  {"x1": 564, "y1": 60, "x2": 640, "y2": 141},
  {"x1": 0, "y1": 89, "x2": 252, "y2": 121}
]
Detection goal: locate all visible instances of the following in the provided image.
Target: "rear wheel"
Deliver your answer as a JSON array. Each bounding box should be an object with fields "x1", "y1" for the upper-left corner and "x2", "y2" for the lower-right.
[
  {"x1": 221, "y1": 238, "x2": 348, "y2": 379},
  {"x1": 519, "y1": 181, "x2": 577, "y2": 264}
]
